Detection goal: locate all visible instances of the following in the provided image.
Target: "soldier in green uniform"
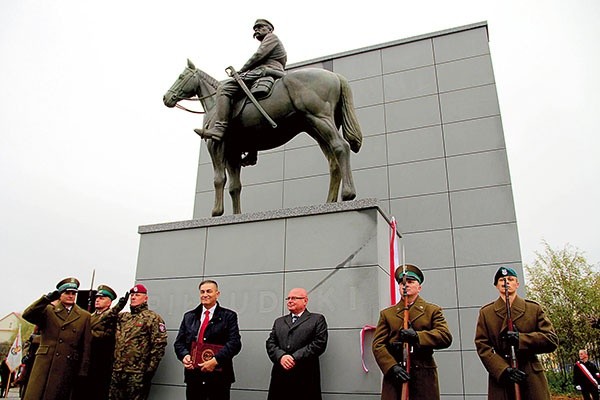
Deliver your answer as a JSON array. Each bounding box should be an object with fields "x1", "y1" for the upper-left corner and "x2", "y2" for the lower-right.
[
  {"x1": 87, "y1": 284, "x2": 125, "y2": 400},
  {"x1": 109, "y1": 284, "x2": 168, "y2": 400},
  {"x1": 22, "y1": 277, "x2": 92, "y2": 400},
  {"x1": 372, "y1": 265, "x2": 453, "y2": 400},
  {"x1": 475, "y1": 267, "x2": 558, "y2": 400}
]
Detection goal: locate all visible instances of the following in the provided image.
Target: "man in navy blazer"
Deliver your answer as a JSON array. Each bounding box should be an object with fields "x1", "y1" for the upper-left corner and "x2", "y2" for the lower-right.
[
  {"x1": 266, "y1": 287, "x2": 328, "y2": 400},
  {"x1": 174, "y1": 280, "x2": 242, "y2": 400}
]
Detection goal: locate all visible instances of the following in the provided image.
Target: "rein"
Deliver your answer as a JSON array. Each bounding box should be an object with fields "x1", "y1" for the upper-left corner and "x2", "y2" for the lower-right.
[
  {"x1": 168, "y1": 67, "x2": 216, "y2": 114},
  {"x1": 174, "y1": 93, "x2": 216, "y2": 114},
  {"x1": 175, "y1": 97, "x2": 207, "y2": 114}
]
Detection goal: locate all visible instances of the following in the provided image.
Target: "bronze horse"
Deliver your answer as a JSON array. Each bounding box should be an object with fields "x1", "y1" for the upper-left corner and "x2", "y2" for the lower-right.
[{"x1": 163, "y1": 59, "x2": 363, "y2": 217}]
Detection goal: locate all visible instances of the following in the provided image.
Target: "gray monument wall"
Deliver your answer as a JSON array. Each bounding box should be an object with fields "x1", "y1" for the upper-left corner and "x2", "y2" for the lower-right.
[
  {"x1": 140, "y1": 22, "x2": 521, "y2": 399},
  {"x1": 139, "y1": 200, "x2": 397, "y2": 399}
]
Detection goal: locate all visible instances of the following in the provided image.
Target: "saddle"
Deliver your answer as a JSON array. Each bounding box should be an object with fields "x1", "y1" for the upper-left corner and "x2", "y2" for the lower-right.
[
  {"x1": 231, "y1": 72, "x2": 283, "y2": 119},
  {"x1": 251, "y1": 76, "x2": 276, "y2": 99}
]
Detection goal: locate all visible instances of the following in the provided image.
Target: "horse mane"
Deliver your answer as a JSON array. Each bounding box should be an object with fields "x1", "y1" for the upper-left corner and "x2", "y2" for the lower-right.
[{"x1": 196, "y1": 69, "x2": 220, "y2": 91}]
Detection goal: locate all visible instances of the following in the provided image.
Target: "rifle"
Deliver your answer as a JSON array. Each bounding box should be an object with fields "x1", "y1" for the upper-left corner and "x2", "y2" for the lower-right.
[
  {"x1": 87, "y1": 269, "x2": 96, "y2": 312},
  {"x1": 401, "y1": 263, "x2": 410, "y2": 400},
  {"x1": 503, "y1": 277, "x2": 521, "y2": 400}
]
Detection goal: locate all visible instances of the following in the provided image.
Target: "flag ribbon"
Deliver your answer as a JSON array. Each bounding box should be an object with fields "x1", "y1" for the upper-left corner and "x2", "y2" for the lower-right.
[{"x1": 576, "y1": 361, "x2": 599, "y2": 386}]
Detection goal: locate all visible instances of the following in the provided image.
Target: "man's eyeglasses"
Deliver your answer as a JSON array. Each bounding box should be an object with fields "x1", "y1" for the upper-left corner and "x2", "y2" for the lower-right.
[{"x1": 285, "y1": 296, "x2": 306, "y2": 301}]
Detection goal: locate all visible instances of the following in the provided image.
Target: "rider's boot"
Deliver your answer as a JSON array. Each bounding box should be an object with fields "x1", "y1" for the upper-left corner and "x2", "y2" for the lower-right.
[{"x1": 194, "y1": 95, "x2": 231, "y2": 141}]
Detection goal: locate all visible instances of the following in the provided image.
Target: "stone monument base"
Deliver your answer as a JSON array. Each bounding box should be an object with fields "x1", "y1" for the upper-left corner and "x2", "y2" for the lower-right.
[{"x1": 137, "y1": 199, "x2": 398, "y2": 399}]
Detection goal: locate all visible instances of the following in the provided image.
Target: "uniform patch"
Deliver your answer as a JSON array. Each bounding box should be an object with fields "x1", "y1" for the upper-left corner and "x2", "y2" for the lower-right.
[{"x1": 159, "y1": 323, "x2": 166, "y2": 333}]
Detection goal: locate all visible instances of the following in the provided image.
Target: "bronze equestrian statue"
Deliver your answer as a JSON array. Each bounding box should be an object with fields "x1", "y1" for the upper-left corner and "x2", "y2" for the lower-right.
[
  {"x1": 195, "y1": 18, "x2": 286, "y2": 167},
  {"x1": 163, "y1": 22, "x2": 362, "y2": 217}
]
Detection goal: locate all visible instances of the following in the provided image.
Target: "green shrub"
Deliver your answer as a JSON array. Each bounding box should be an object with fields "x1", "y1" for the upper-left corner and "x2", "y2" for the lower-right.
[{"x1": 546, "y1": 370, "x2": 577, "y2": 396}]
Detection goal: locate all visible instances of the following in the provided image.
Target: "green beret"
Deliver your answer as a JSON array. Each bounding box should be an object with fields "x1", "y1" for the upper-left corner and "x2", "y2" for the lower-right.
[
  {"x1": 56, "y1": 277, "x2": 80, "y2": 293},
  {"x1": 96, "y1": 284, "x2": 117, "y2": 301},
  {"x1": 394, "y1": 264, "x2": 424, "y2": 284},
  {"x1": 493, "y1": 267, "x2": 518, "y2": 285}
]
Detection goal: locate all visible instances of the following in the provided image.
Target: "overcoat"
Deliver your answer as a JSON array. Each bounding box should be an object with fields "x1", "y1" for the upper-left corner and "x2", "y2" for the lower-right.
[
  {"x1": 174, "y1": 303, "x2": 242, "y2": 386},
  {"x1": 22, "y1": 296, "x2": 92, "y2": 400},
  {"x1": 372, "y1": 295, "x2": 452, "y2": 400},
  {"x1": 475, "y1": 295, "x2": 558, "y2": 400},
  {"x1": 266, "y1": 310, "x2": 328, "y2": 400}
]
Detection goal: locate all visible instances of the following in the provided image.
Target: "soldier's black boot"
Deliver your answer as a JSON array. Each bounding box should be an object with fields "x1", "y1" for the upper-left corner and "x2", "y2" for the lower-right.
[{"x1": 194, "y1": 95, "x2": 231, "y2": 141}]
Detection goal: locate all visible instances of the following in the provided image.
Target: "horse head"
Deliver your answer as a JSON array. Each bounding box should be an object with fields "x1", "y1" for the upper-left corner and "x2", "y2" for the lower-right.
[{"x1": 164, "y1": 60, "x2": 221, "y2": 114}]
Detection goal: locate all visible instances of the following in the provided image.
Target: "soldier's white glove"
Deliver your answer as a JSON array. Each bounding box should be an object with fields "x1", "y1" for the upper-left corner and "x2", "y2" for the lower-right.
[{"x1": 575, "y1": 385, "x2": 581, "y2": 391}]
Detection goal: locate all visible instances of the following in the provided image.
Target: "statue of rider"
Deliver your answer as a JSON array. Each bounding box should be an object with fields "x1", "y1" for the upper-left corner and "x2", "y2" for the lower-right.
[{"x1": 194, "y1": 19, "x2": 287, "y2": 151}]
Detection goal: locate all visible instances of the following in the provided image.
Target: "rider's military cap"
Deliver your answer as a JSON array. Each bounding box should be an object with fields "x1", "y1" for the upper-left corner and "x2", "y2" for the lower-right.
[
  {"x1": 56, "y1": 277, "x2": 80, "y2": 293},
  {"x1": 493, "y1": 266, "x2": 518, "y2": 285},
  {"x1": 96, "y1": 284, "x2": 117, "y2": 300},
  {"x1": 253, "y1": 19, "x2": 274, "y2": 31},
  {"x1": 394, "y1": 264, "x2": 424, "y2": 284}
]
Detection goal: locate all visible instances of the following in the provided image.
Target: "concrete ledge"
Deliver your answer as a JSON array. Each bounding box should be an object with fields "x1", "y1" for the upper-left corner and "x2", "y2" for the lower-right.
[{"x1": 139, "y1": 198, "x2": 387, "y2": 233}]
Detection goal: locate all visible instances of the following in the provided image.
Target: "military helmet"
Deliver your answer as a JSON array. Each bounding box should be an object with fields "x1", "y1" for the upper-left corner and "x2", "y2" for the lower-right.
[{"x1": 253, "y1": 19, "x2": 274, "y2": 31}]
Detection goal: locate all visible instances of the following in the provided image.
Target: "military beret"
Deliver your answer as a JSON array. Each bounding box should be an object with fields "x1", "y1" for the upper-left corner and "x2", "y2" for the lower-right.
[
  {"x1": 56, "y1": 277, "x2": 80, "y2": 293},
  {"x1": 394, "y1": 264, "x2": 424, "y2": 284},
  {"x1": 130, "y1": 284, "x2": 148, "y2": 294},
  {"x1": 253, "y1": 19, "x2": 274, "y2": 31},
  {"x1": 96, "y1": 284, "x2": 117, "y2": 300},
  {"x1": 493, "y1": 266, "x2": 518, "y2": 285}
]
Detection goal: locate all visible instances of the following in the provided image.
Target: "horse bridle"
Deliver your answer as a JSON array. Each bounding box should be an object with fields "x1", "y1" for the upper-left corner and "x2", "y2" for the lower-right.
[{"x1": 167, "y1": 67, "x2": 215, "y2": 114}]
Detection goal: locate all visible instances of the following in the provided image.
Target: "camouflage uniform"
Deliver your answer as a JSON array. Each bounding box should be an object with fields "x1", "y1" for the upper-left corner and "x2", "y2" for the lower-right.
[{"x1": 109, "y1": 302, "x2": 168, "y2": 400}]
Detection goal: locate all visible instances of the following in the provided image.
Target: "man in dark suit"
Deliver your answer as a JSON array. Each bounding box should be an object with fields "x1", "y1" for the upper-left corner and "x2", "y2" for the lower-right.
[
  {"x1": 22, "y1": 277, "x2": 92, "y2": 400},
  {"x1": 574, "y1": 349, "x2": 600, "y2": 400},
  {"x1": 174, "y1": 280, "x2": 242, "y2": 400},
  {"x1": 266, "y1": 287, "x2": 328, "y2": 400}
]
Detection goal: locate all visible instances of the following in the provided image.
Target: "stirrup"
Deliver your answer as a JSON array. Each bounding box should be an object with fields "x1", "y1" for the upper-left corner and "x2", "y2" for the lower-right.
[{"x1": 193, "y1": 128, "x2": 223, "y2": 141}]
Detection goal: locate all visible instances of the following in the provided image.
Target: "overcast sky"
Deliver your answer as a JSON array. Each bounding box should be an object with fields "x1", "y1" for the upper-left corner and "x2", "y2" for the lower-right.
[{"x1": 1, "y1": 0, "x2": 598, "y2": 318}]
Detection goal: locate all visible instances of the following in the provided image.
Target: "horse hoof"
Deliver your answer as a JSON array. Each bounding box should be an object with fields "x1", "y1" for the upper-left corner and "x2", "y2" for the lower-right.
[{"x1": 342, "y1": 192, "x2": 356, "y2": 201}]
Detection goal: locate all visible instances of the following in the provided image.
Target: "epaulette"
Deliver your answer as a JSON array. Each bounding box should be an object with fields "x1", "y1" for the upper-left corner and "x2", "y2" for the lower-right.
[
  {"x1": 524, "y1": 299, "x2": 540, "y2": 305},
  {"x1": 480, "y1": 301, "x2": 495, "y2": 310}
]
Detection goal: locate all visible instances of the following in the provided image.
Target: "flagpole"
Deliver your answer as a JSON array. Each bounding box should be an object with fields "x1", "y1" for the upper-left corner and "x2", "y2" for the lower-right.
[
  {"x1": 389, "y1": 217, "x2": 398, "y2": 305},
  {"x1": 4, "y1": 365, "x2": 11, "y2": 398}
]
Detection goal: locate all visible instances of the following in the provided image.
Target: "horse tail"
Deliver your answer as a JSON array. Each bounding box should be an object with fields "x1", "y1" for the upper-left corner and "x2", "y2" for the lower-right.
[{"x1": 337, "y1": 74, "x2": 363, "y2": 153}]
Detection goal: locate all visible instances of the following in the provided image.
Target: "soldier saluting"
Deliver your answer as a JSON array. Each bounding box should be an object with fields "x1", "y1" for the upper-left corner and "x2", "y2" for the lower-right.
[
  {"x1": 109, "y1": 284, "x2": 168, "y2": 400},
  {"x1": 22, "y1": 277, "x2": 92, "y2": 400},
  {"x1": 475, "y1": 267, "x2": 559, "y2": 399},
  {"x1": 87, "y1": 284, "x2": 126, "y2": 400}
]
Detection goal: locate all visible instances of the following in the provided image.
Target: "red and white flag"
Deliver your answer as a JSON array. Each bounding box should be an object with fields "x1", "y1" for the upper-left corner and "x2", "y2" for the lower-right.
[
  {"x1": 5, "y1": 325, "x2": 22, "y2": 372},
  {"x1": 576, "y1": 361, "x2": 598, "y2": 386},
  {"x1": 389, "y1": 217, "x2": 401, "y2": 305}
]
